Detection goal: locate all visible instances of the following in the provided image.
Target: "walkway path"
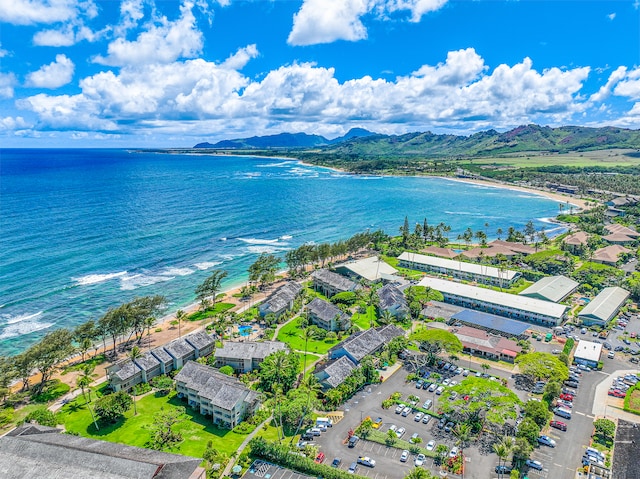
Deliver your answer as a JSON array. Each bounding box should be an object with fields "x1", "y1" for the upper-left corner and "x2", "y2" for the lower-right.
[{"x1": 221, "y1": 415, "x2": 273, "y2": 477}]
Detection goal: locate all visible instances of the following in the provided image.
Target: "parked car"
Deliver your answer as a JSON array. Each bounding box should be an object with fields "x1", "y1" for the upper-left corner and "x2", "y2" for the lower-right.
[
  {"x1": 428, "y1": 383, "x2": 438, "y2": 392},
  {"x1": 331, "y1": 458, "x2": 341, "y2": 468},
  {"x1": 422, "y1": 415, "x2": 431, "y2": 424},
  {"x1": 348, "y1": 435, "x2": 359, "y2": 448},
  {"x1": 495, "y1": 465, "x2": 512, "y2": 474},
  {"x1": 426, "y1": 440, "x2": 436, "y2": 451},
  {"x1": 462, "y1": 369, "x2": 470, "y2": 376},
  {"x1": 414, "y1": 412, "x2": 423, "y2": 422},
  {"x1": 400, "y1": 450, "x2": 409, "y2": 463},
  {"x1": 564, "y1": 380, "x2": 579, "y2": 388},
  {"x1": 372, "y1": 417, "x2": 383, "y2": 429},
  {"x1": 401, "y1": 407, "x2": 411, "y2": 417},
  {"x1": 449, "y1": 391, "x2": 458, "y2": 400},
  {"x1": 449, "y1": 380, "x2": 458, "y2": 387},
  {"x1": 396, "y1": 427, "x2": 406, "y2": 438},
  {"x1": 357, "y1": 457, "x2": 376, "y2": 467},
  {"x1": 442, "y1": 378, "x2": 451, "y2": 386},
  {"x1": 435, "y1": 386, "x2": 445, "y2": 395},
  {"x1": 449, "y1": 447, "x2": 459, "y2": 458},
  {"x1": 414, "y1": 454, "x2": 426, "y2": 466},
  {"x1": 623, "y1": 338, "x2": 631, "y2": 345},
  {"x1": 423, "y1": 399, "x2": 433, "y2": 410},
  {"x1": 557, "y1": 399, "x2": 573, "y2": 408},
  {"x1": 314, "y1": 453, "x2": 325, "y2": 464},
  {"x1": 395, "y1": 404, "x2": 406, "y2": 414},
  {"x1": 538, "y1": 435, "x2": 556, "y2": 447},
  {"x1": 410, "y1": 433, "x2": 420, "y2": 443},
  {"x1": 444, "y1": 422, "x2": 454, "y2": 433},
  {"x1": 559, "y1": 393, "x2": 574, "y2": 401},
  {"x1": 422, "y1": 381, "x2": 432, "y2": 390},
  {"x1": 609, "y1": 389, "x2": 626, "y2": 398},
  {"x1": 550, "y1": 420, "x2": 567, "y2": 431},
  {"x1": 416, "y1": 379, "x2": 424, "y2": 389},
  {"x1": 525, "y1": 459, "x2": 543, "y2": 470},
  {"x1": 348, "y1": 462, "x2": 358, "y2": 474}
]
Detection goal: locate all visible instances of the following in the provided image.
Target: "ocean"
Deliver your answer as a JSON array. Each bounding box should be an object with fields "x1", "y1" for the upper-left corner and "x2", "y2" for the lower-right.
[{"x1": 0, "y1": 149, "x2": 566, "y2": 356}]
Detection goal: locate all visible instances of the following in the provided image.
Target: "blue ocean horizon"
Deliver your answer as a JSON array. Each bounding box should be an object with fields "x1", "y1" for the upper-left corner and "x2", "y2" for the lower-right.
[{"x1": 0, "y1": 149, "x2": 567, "y2": 356}]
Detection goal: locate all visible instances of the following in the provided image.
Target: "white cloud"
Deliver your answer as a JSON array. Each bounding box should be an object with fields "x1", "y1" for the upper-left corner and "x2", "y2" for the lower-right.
[
  {"x1": 613, "y1": 67, "x2": 640, "y2": 100},
  {"x1": 93, "y1": 0, "x2": 203, "y2": 66},
  {"x1": 589, "y1": 66, "x2": 627, "y2": 103},
  {"x1": 25, "y1": 54, "x2": 75, "y2": 88},
  {"x1": 607, "y1": 12, "x2": 616, "y2": 20},
  {"x1": 0, "y1": 116, "x2": 30, "y2": 130},
  {"x1": 288, "y1": 0, "x2": 448, "y2": 46},
  {"x1": 288, "y1": 0, "x2": 370, "y2": 46},
  {"x1": 0, "y1": 0, "x2": 96, "y2": 25},
  {"x1": 19, "y1": 48, "x2": 594, "y2": 137},
  {"x1": 0, "y1": 72, "x2": 17, "y2": 98}
]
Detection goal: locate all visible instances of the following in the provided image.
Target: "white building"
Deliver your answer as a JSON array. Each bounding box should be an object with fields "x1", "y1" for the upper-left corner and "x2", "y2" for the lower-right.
[
  {"x1": 398, "y1": 251, "x2": 520, "y2": 287},
  {"x1": 574, "y1": 340, "x2": 602, "y2": 368},
  {"x1": 578, "y1": 287, "x2": 630, "y2": 326}
]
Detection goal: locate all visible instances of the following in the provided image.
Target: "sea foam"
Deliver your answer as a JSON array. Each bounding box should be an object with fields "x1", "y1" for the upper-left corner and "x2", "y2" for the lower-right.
[
  {"x1": 194, "y1": 261, "x2": 222, "y2": 270},
  {"x1": 2, "y1": 311, "x2": 43, "y2": 325},
  {"x1": 238, "y1": 238, "x2": 280, "y2": 245},
  {"x1": 0, "y1": 313, "x2": 53, "y2": 340},
  {"x1": 73, "y1": 271, "x2": 128, "y2": 286}
]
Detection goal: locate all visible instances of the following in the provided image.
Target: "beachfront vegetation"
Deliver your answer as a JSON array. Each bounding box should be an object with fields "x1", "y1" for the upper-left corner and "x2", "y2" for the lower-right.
[
  {"x1": 249, "y1": 253, "x2": 280, "y2": 289},
  {"x1": 195, "y1": 269, "x2": 228, "y2": 310}
]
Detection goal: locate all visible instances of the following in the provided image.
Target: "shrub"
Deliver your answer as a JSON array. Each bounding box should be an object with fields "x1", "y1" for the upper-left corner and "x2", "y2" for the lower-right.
[
  {"x1": 0, "y1": 407, "x2": 14, "y2": 428},
  {"x1": 24, "y1": 408, "x2": 58, "y2": 427}
]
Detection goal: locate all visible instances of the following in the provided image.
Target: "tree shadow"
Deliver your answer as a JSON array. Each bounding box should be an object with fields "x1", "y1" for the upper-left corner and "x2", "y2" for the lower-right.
[{"x1": 86, "y1": 416, "x2": 126, "y2": 437}]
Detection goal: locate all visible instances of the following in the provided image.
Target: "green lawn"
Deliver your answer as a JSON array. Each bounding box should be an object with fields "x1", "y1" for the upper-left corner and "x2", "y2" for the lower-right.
[
  {"x1": 188, "y1": 303, "x2": 235, "y2": 321},
  {"x1": 295, "y1": 352, "x2": 322, "y2": 372},
  {"x1": 61, "y1": 354, "x2": 107, "y2": 376},
  {"x1": 276, "y1": 319, "x2": 335, "y2": 354},
  {"x1": 576, "y1": 261, "x2": 621, "y2": 273},
  {"x1": 351, "y1": 305, "x2": 379, "y2": 330},
  {"x1": 58, "y1": 390, "x2": 247, "y2": 458}
]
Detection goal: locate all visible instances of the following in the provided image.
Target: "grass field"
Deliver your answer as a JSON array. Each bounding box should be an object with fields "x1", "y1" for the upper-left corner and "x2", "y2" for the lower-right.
[
  {"x1": 351, "y1": 305, "x2": 379, "y2": 330},
  {"x1": 277, "y1": 318, "x2": 335, "y2": 354},
  {"x1": 294, "y1": 352, "x2": 322, "y2": 372},
  {"x1": 58, "y1": 390, "x2": 247, "y2": 458},
  {"x1": 460, "y1": 149, "x2": 640, "y2": 168},
  {"x1": 188, "y1": 303, "x2": 235, "y2": 321}
]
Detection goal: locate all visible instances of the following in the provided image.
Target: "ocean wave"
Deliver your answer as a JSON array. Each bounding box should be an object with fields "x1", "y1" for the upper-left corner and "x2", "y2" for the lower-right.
[
  {"x1": 537, "y1": 217, "x2": 555, "y2": 224},
  {"x1": 194, "y1": 261, "x2": 222, "y2": 270},
  {"x1": 238, "y1": 237, "x2": 280, "y2": 245},
  {"x1": 0, "y1": 317, "x2": 54, "y2": 340},
  {"x1": 1, "y1": 311, "x2": 43, "y2": 325},
  {"x1": 256, "y1": 161, "x2": 291, "y2": 168},
  {"x1": 120, "y1": 273, "x2": 174, "y2": 291},
  {"x1": 162, "y1": 267, "x2": 194, "y2": 277},
  {"x1": 280, "y1": 235, "x2": 293, "y2": 240},
  {"x1": 73, "y1": 271, "x2": 128, "y2": 286},
  {"x1": 247, "y1": 245, "x2": 289, "y2": 254}
]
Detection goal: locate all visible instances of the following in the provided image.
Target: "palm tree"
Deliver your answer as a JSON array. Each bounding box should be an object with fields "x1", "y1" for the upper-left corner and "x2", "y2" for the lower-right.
[
  {"x1": 404, "y1": 467, "x2": 434, "y2": 479},
  {"x1": 301, "y1": 326, "x2": 316, "y2": 379},
  {"x1": 379, "y1": 310, "x2": 394, "y2": 325},
  {"x1": 366, "y1": 288, "x2": 379, "y2": 328},
  {"x1": 452, "y1": 423, "x2": 472, "y2": 478},
  {"x1": 129, "y1": 346, "x2": 143, "y2": 415},
  {"x1": 493, "y1": 436, "x2": 514, "y2": 478},
  {"x1": 77, "y1": 365, "x2": 99, "y2": 430},
  {"x1": 175, "y1": 309, "x2": 186, "y2": 338}
]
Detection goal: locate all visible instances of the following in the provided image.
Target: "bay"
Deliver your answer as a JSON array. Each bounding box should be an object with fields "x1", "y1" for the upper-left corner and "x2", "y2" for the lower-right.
[{"x1": 0, "y1": 149, "x2": 564, "y2": 355}]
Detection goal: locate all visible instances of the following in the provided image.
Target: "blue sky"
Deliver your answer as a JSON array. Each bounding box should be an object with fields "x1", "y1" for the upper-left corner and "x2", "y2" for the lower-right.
[{"x1": 0, "y1": 0, "x2": 639, "y2": 147}]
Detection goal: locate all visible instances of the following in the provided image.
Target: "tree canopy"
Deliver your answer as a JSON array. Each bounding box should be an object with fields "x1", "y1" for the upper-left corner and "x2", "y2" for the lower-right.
[
  {"x1": 249, "y1": 253, "x2": 281, "y2": 289},
  {"x1": 515, "y1": 352, "x2": 569, "y2": 382},
  {"x1": 410, "y1": 328, "x2": 462, "y2": 365},
  {"x1": 195, "y1": 270, "x2": 228, "y2": 309},
  {"x1": 257, "y1": 350, "x2": 299, "y2": 394}
]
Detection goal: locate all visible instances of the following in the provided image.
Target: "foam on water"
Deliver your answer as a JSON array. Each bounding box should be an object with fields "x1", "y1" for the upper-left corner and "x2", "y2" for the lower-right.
[
  {"x1": 280, "y1": 235, "x2": 293, "y2": 240},
  {"x1": 0, "y1": 316, "x2": 54, "y2": 340},
  {"x1": 2, "y1": 311, "x2": 43, "y2": 325},
  {"x1": 120, "y1": 273, "x2": 175, "y2": 291},
  {"x1": 194, "y1": 261, "x2": 222, "y2": 270},
  {"x1": 162, "y1": 267, "x2": 194, "y2": 277},
  {"x1": 238, "y1": 238, "x2": 280, "y2": 245},
  {"x1": 247, "y1": 245, "x2": 287, "y2": 254},
  {"x1": 73, "y1": 271, "x2": 128, "y2": 286}
]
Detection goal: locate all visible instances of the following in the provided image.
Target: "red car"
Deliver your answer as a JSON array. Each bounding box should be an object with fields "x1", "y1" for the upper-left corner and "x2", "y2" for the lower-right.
[
  {"x1": 550, "y1": 420, "x2": 567, "y2": 431},
  {"x1": 314, "y1": 453, "x2": 325, "y2": 464},
  {"x1": 608, "y1": 389, "x2": 626, "y2": 398},
  {"x1": 559, "y1": 393, "x2": 574, "y2": 401}
]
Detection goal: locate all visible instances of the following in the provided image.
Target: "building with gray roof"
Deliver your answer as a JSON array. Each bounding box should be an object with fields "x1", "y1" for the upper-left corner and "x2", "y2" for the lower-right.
[
  {"x1": 398, "y1": 251, "x2": 520, "y2": 287},
  {"x1": 307, "y1": 297, "x2": 351, "y2": 331},
  {"x1": 334, "y1": 256, "x2": 399, "y2": 282},
  {"x1": 329, "y1": 325, "x2": 404, "y2": 364},
  {"x1": 164, "y1": 338, "x2": 197, "y2": 369},
  {"x1": 377, "y1": 283, "x2": 409, "y2": 319},
  {"x1": 314, "y1": 356, "x2": 357, "y2": 389},
  {"x1": 151, "y1": 346, "x2": 174, "y2": 373},
  {"x1": 259, "y1": 282, "x2": 302, "y2": 318},
  {"x1": 214, "y1": 340, "x2": 287, "y2": 373},
  {"x1": 418, "y1": 277, "x2": 567, "y2": 327},
  {"x1": 311, "y1": 269, "x2": 360, "y2": 297},
  {"x1": 184, "y1": 331, "x2": 215, "y2": 357},
  {"x1": 0, "y1": 425, "x2": 205, "y2": 479},
  {"x1": 578, "y1": 286, "x2": 630, "y2": 326},
  {"x1": 519, "y1": 275, "x2": 579, "y2": 303},
  {"x1": 175, "y1": 361, "x2": 259, "y2": 429}
]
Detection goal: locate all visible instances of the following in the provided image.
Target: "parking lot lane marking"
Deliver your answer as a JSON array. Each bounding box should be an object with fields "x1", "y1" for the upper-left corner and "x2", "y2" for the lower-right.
[
  {"x1": 586, "y1": 414, "x2": 595, "y2": 418},
  {"x1": 575, "y1": 411, "x2": 586, "y2": 416}
]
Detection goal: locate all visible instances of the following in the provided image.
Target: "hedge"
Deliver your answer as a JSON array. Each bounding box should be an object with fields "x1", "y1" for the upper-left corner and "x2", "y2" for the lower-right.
[{"x1": 563, "y1": 338, "x2": 575, "y2": 356}]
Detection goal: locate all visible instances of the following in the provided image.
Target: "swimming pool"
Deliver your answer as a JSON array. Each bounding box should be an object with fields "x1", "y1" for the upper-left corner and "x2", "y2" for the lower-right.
[
  {"x1": 239, "y1": 325, "x2": 252, "y2": 336},
  {"x1": 580, "y1": 297, "x2": 591, "y2": 303}
]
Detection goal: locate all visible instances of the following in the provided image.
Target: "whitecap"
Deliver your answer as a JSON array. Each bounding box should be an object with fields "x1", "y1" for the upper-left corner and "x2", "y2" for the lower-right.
[
  {"x1": 0, "y1": 318, "x2": 54, "y2": 340},
  {"x1": 194, "y1": 261, "x2": 222, "y2": 270},
  {"x1": 73, "y1": 271, "x2": 128, "y2": 286},
  {"x1": 247, "y1": 245, "x2": 286, "y2": 254},
  {"x1": 238, "y1": 238, "x2": 280, "y2": 245},
  {"x1": 1, "y1": 311, "x2": 43, "y2": 325},
  {"x1": 162, "y1": 267, "x2": 194, "y2": 277},
  {"x1": 120, "y1": 273, "x2": 174, "y2": 291},
  {"x1": 280, "y1": 235, "x2": 293, "y2": 240},
  {"x1": 220, "y1": 237, "x2": 227, "y2": 241},
  {"x1": 256, "y1": 161, "x2": 291, "y2": 168}
]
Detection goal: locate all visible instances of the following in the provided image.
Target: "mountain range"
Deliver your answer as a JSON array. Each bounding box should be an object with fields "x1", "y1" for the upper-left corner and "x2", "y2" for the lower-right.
[{"x1": 194, "y1": 125, "x2": 640, "y2": 157}]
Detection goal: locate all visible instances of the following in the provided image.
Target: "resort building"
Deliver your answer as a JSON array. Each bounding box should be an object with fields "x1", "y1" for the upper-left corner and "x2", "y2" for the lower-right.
[
  {"x1": 488, "y1": 240, "x2": 537, "y2": 256},
  {"x1": 460, "y1": 244, "x2": 522, "y2": 260},
  {"x1": 314, "y1": 356, "x2": 357, "y2": 390},
  {"x1": 0, "y1": 424, "x2": 205, "y2": 479},
  {"x1": 328, "y1": 324, "x2": 405, "y2": 364},
  {"x1": 578, "y1": 287, "x2": 630, "y2": 326},
  {"x1": 335, "y1": 256, "x2": 398, "y2": 282},
  {"x1": 398, "y1": 251, "x2": 520, "y2": 287},
  {"x1": 602, "y1": 232, "x2": 636, "y2": 245},
  {"x1": 311, "y1": 269, "x2": 360, "y2": 297},
  {"x1": 452, "y1": 325, "x2": 522, "y2": 363},
  {"x1": 377, "y1": 283, "x2": 409, "y2": 319},
  {"x1": 259, "y1": 282, "x2": 302, "y2": 318},
  {"x1": 574, "y1": 340, "x2": 602, "y2": 368},
  {"x1": 214, "y1": 340, "x2": 287, "y2": 373},
  {"x1": 592, "y1": 245, "x2": 631, "y2": 265},
  {"x1": 418, "y1": 277, "x2": 568, "y2": 327},
  {"x1": 563, "y1": 231, "x2": 589, "y2": 254},
  {"x1": 175, "y1": 361, "x2": 260, "y2": 429},
  {"x1": 107, "y1": 331, "x2": 216, "y2": 391},
  {"x1": 447, "y1": 309, "x2": 531, "y2": 340},
  {"x1": 422, "y1": 301, "x2": 465, "y2": 322},
  {"x1": 604, "y1": 224, "x2": 640, "y2": 238},
  {"x1": 306, "y1": 297, "x2": 350, "y2": 332},
  {"x1": 422, "y1": 246, "x2": 459, "y2": 259},
  {"x1": 519, "y1": 275, "x2": 579, "y2": 303}
]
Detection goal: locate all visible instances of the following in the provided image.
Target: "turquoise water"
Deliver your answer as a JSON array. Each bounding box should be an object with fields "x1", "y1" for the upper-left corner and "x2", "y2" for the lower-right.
[
  {"x1": 0, "y1": 149, "x2": 566, "y2": 355},
  {"x1": 239, "y1": 326, "x2": 253, "y2": 337}
]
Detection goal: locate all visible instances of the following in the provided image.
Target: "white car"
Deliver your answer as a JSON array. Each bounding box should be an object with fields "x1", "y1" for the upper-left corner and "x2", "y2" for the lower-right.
[
  {"x1": 414, "y1": 453, "x2": 426, "y2": 466},
  {"x1": 395, "y1": 404, "x2": 406, "y2": 414},
  {"x1": 462, "y1": 369, "x2": 470, "y2": 376},
  {"x1": 428, "y1": 383, "x2": 438, "y2": 392},
  {"x1": 435, "y1": 386, "x2": 445, "y2": 395},
  {"x1": 525, "y1": 459, "x2": 543, "y2": 470},
  {"x1": 538, "y1": 435, "x2": 556, "y2": 448},
  {"x1": 442, "y1": 378, "x2": 451, "y2": 386},
  {"x1": 357, "y1": 457, "x2": 376, "y2": 468},
  {"x1": 400, "y1": 450, "x2": 410, "y2": 462},
  {"x1": 414, "y1": 412, "x2": 423, "y2": 422},
  {"x1": 449, "y1": 447, "x2": 459, "y2": 458},
  {"x1": 426, "y1": 440, "x2": 436, "y2": 451},
  {"x1": 396, "y1": 427, "x2": 406, "y2": 438},
  {"x1": 449, "y1": 380, "x2": 458, "y2": 387},
  {"x1": 388, "y1": 424, "x2": 397, "y2": 433},
  {"x1": 454, "y1": 367, "x2": 463, "y2": 375}
]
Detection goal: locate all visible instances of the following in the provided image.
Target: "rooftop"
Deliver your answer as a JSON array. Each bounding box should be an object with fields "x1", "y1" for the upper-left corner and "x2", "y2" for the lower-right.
[
  {"x1": 563, "y1": 231, "x2": 589, "y2": 246},
  {"x1": 574, "y1": 340, "x2": 602, "y2": 362},
  {"x1": 453, "y1": 325, "x2": 522, "y2": 357},
  {"x1": 605, "y1": 224, "x2": 639, "y2": 238},
  {"x1": 215, "y1": 341, "x2": 287, "y2": 361},
  {"x1": 330, "y1": 325, "x2": 404, "y2": 362},
  {"x1": 488, "y1": 240, "x2": 537, "y2": 255},
  {"x1": 519, "y1": 275, "x2": 580, "y2": 303},
  {"x1": 602, "y1": 233, "x2": 636, "y2": 243},
  {"x1": 377, "y1": 284, "x2": 408, "y2": 312},
  {"x1": 335, "y1": 256, "x2": 398, "y2": 282},
  {"x1": 311, "y1": 269, "x2": 360, "y2": 293},
  {"x1": 113, "y1": 359, "x2": 140, "y2": 382},
  {"x1": 307, "y1": 297, "x2": 347, "y2": 323},
  {"x1": 135, "y1": 351, "x2": 161, "y2": 371},
  {"x1": 450, "y1": 309, "x2": 531, "y2": 337},
  {"x1": 261, "y1": 282, "x2": 302, "y2": 314},
  {"x1": 418, "y1": 277, "x2": 568, "y2": 320},
  {"x1": 184, "y1": 331, "x2": 215, "y2": 351},
  {"x1": 578, "y1": 287, "x2": 630, "y2": 322},
  {"x1": 612, "y1": 420, "x2": 640, "y2": 479},
  {"x1": 151, "y1": 346, "x2": 173, "y2": 364},
  {"x1": 315, "y1": 356, "x2": 357, "y2": 388},
  {"x1": 592, "y1": 245, "x2": 631, "y2": 264},
  {"x1": 421, "y1": 300, "x2": 465, "y2": 321},
  {"x1": 0, "y1": 425, "x2": 204, "y2": 479},
  {"x1": 422, "y1": 246, "x2": 459, "y2": 259},
  {"x1": 398, "y1": 251, "x2": 519, "y2": 281}
]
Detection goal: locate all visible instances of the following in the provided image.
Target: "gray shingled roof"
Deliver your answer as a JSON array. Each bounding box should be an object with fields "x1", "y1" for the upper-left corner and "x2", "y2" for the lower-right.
[
  {"x1": 151, "y1": 346, "x2": 173, "y2": 364},
  {"x1": 377, "y1": 284, "x2": 408, "y2": 312},
  {"x1": 163, "y1": 338, "x2": 195, "y2": 359},
  {"x1": 0, "y1": 425, "x2": 203, "y2": 479},
  {"x1": 185, "y1": 330, "x2": 215, "y2": 351},
  {"x1": 316, "y1": 356, "x2": 357, "y2": 388},
  {"x1": 175, "y1": 361, "x2": 258, "y2": 410},
  {"x1": 307, "y1": 298, "x2": 347, "y2": 323},
  {"x1": 377, "y1": 324, "x2": 405, "y2": 343},
  {"x1": 311, "y1": 269, "x2": 359, "y2": 293},
  {"x1": 215, "y1": 341, "x2": 287, "y2": 361},
  {"x1": 134, "y1": 351, "x2": 160, "y2": 372},
  {"x1": 114, "y1": 360, "x2": 141, "y2": 381},
  {"x1": 262, "y1": 282, "x2": 302, "y2": 314},
  {"x1": 330, "y1": 325, "x2": 404, "y2": 362}
]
